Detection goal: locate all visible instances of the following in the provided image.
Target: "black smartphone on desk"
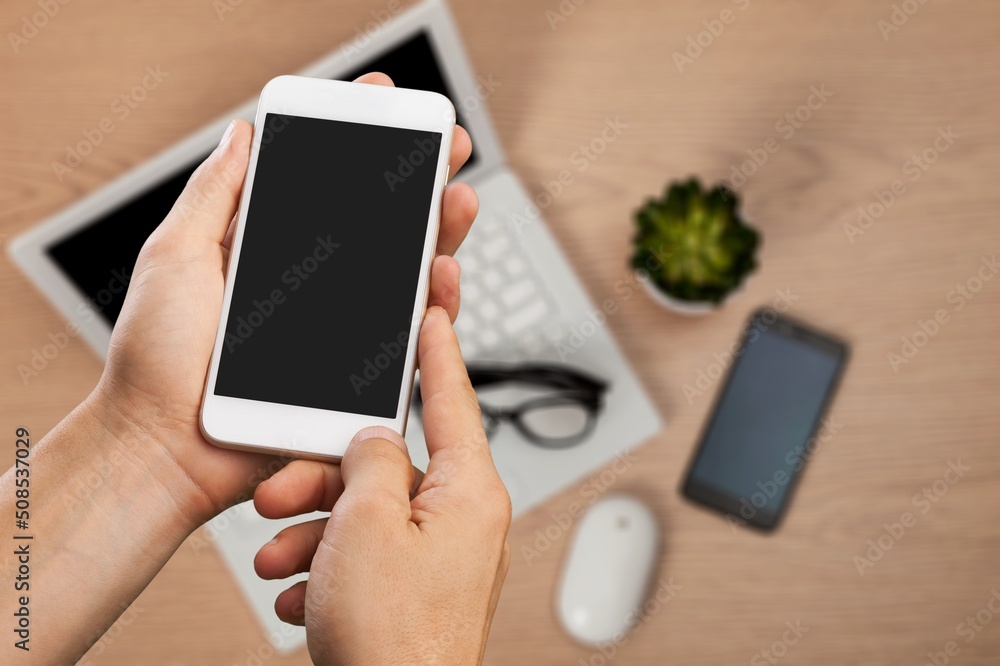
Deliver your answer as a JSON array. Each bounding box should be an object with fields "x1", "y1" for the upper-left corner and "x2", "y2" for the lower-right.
[{"x1": 681, "y1": 309, "x2": 849, "y2": 530}]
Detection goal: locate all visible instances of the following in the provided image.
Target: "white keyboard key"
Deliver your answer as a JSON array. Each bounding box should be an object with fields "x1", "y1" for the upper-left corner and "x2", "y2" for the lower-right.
[
  {"x1": 501, "y1": 299, "x2": 549, "y2": 337},
  {"x1": 479, "y1": 329, "x2": 501, "y2": 348},
  {"x1": 543, "y1": 323, "x2": 567, "y2": 343},
  {"x1": 480, "y1": 235, "x2": 511, "y2": 262},
  {"x1": 482, "y1": 270, "x2": 503, "y2": 290},
  {"x1": 451, "y1": 203, "x2": 566, "y2": 359},
  {"x1": 478, "y1": 300, "x2": 500, "y2": 321},
  {"x1": 522, "y1": 332, "x2": 544, "y2": 354},
  {"x1": 479, "y1": 213, "x2": 500, "y2": 234},
  {"x1": 461, "y1": 254, "x2": 481, "y2": 275},
  {"x1": 501, "y1": 279, "x2": 536, "y2": 309},
  {"x1": 504, "y1": 256, "x2": 526, "y2": 277},
  {"x1": 455, "y1": 313, "x2": 477, "y2": 337},
  {"x1": 463, "y1": 282, "x2": 481, "y2": 303}
]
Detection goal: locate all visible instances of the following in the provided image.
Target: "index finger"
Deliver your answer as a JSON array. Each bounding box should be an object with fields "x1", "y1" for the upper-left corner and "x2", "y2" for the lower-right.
[{"x1": 417, "y1": 306, "x2": 494, "y2": 484}]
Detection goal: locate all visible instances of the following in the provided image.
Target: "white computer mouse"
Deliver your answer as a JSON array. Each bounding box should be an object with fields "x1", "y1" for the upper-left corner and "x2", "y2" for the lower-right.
[{"x1": 556, "y1": 494, "x2": 660, "y2": 646}]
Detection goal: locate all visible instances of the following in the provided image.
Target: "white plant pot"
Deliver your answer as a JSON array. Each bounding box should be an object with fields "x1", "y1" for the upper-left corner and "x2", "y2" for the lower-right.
[
  {"x1": 633, "y1": 215, "x2": 757, "y2": 316},
  {"x1": 638, "y1": 272, "x2": 746, "y2": 316}
]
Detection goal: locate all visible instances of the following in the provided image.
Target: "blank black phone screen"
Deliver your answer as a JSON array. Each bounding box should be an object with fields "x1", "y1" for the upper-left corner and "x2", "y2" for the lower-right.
[
  {"x1": 213, "y1": 113, "x2": 441, "y2": 418},
  {"x1": 683, "y1": 315, "x2": 847, "y2": 528}
]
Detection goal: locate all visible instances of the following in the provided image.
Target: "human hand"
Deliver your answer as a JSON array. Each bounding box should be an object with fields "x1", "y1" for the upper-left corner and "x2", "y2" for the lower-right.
[
  {"x1": 90, "y1": 73, "x2": 479, "y2": 524},
  {"x1": 253, "y1": 306, "x2": 512, "y2": 666}
]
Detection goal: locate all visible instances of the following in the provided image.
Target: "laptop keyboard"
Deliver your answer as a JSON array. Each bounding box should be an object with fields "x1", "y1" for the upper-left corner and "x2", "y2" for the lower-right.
[{"x1": 453, "y1": 209, "x2": 565, "y2": 361}]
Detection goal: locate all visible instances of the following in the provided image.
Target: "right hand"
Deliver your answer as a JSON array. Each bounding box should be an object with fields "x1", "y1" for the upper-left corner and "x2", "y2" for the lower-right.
[{"x1": 253, "y1": 306, "x2": 512, "y2": 665}]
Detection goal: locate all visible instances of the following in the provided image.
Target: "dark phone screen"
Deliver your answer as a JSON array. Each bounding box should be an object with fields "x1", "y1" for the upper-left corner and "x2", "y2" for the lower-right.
[
  {"x1": 686, "y1": 318, "x2": 845, "y2": 525},
  {"x1": 45, "y1": 31, "x2": 468, "y2": 329},
  {"x1": 212, "y1": 114, "x2": 441, "y2": 417}
]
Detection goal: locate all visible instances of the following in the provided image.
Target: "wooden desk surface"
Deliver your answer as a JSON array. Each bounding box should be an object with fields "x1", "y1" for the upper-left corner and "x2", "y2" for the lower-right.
[{"x1": 2, "y1": 0, "x2": 999, "y2": 663}]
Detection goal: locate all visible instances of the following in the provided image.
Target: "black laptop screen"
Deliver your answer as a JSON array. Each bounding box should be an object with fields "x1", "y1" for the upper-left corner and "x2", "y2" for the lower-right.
[{"x1": 47, "y1": 30, "x2": 474, "y2": 327}]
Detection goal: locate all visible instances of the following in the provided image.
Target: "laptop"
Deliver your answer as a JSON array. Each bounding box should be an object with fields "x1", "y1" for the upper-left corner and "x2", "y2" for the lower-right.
[{"x1": 10, "y1": 0, "x2": 661, "y2": 652}]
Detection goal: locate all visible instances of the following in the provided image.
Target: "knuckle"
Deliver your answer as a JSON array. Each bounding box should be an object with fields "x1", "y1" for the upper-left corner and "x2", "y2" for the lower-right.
[
  {"x1": 344, "y1": 487, "x2": 403, "y2": 521},
  {"x1": 483, "y1": 478, "x2": 512, "y2": 531},
  {"x1": 137, "y1": 228, "x2": 169, "y2": 260},
  {"x1": 500, "y1": 542, "x2": 512, "y2": 574},
  {"x1": 137, "y1": 224, "x2": 204, "y2": 266},
  {"x1": 350, "y1": 490, "x2": 392, "y2": 514}
]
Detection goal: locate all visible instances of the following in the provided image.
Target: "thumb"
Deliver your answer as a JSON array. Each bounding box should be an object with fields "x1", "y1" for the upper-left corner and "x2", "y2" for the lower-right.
[
  {"x1": 339, "y1": 426, "x2": 415, "y2": 521},
  {"x1": 162, "y1": 118, "x2": 252, "y2": 246}
]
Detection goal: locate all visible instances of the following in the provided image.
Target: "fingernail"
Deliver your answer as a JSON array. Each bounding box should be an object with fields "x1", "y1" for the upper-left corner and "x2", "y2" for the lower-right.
[
  {"x1": 264, "y1": 536, "x2": 279, "y2": 549},
  {"x1": 352, "y1": 425, "x2": 407, "y2": 453},
  {"x1": 219, "y1": 120, "x2": 236, "y2": 147}
]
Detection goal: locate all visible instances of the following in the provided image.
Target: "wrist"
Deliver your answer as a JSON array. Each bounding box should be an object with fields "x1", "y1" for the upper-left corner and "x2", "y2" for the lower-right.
[
  {"x1": 79, "y1": 387, "x2": 214, "y2": 533},
  {"x1": 0, "y1": 392, "x2": 205, "y2": 664}
]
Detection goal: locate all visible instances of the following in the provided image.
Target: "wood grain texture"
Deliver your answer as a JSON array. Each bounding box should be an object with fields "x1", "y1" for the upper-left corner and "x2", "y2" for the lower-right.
[{"x1": 2, "y1": 0, "x2": 998, "y2": 663}]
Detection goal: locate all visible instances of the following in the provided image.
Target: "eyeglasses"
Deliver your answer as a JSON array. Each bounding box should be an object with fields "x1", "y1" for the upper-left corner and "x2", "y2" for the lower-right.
[{"x1": 415, "y1": 364, "x2": 609, "y2": 449}]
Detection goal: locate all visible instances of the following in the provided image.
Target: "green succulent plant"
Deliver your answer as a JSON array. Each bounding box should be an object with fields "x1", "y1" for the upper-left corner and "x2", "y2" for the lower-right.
[{"x1": 631, "y1": 178, "x2": 759, "y2": 305}]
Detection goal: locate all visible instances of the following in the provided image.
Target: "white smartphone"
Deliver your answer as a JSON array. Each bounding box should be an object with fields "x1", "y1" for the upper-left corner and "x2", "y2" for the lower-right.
[{"x1": 200, "y1": 75, "x2": 455, "y2": 460}]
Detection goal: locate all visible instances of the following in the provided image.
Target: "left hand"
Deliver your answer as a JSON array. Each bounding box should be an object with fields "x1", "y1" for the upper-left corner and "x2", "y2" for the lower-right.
[{"x1": 91, "y1": 72, "x2": 479, "y2": 524}]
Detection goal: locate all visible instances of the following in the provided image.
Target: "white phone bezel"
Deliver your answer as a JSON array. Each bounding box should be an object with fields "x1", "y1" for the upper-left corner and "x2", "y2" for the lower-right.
[{"x1": 199, "y1": 75, "x2": 455, "y2": 461}]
